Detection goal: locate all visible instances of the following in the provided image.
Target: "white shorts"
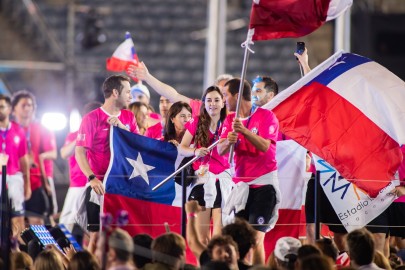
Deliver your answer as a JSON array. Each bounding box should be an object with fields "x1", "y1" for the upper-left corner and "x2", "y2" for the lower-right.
[
  {"x1": 6, "y1": 173, "x2": 25, "y2": 216},
  {"x1": 59, "y1": 186, "x2": 87, "y2": 231}
]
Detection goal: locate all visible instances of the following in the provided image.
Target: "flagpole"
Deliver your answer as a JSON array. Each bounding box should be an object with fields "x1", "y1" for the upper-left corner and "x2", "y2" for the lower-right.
[
  {"x1": 152, "y1": 140, "x2": 220, "y2": 191},
  {"x1": 228, "y1": 29, "x2": 254, "y2": 165}
]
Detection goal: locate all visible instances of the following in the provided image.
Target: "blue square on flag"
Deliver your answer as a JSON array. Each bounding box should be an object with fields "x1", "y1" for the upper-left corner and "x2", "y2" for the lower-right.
[{"x1": 105, "y1": 127, "x2": 180, "y2": 205}]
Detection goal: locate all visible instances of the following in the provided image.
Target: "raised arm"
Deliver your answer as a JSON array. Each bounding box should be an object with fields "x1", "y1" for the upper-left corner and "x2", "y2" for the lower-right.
[
  {"x1": 128, "y1": 62, "x2": 191, "y2": 104},
  {"x1": 294, "y1": 48, "x2": 311, "y2": 75}
]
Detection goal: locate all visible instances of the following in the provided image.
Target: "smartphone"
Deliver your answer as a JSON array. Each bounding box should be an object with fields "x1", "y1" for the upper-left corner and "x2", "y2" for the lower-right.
[
  {"x1": 57, "y1": 224, "x2": 83, "y2": 251},
  {"x1": 296, "y1": 41, "x2": 305, "y2": 55},
  {"x1": 30, "y1": 225, "x2": 63, "y2": 252}
]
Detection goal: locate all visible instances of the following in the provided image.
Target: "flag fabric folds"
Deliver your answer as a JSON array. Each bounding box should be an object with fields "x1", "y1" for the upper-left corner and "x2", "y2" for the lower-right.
[
  {"x1": 106, "y1": 32, "x2": 139, "y2": 79},
  {"x1": 249, "y1": 0, "x2": 353, "y2": 41},
  {"x1": 264, "y1": 140, "x2": 307, "y2": 253},
  {"x1": 103, "y1": 127, "x2": 184, "y2": 236},
  {"x1": 263, "y1": 51, "x2": 405, "y2": 197}
]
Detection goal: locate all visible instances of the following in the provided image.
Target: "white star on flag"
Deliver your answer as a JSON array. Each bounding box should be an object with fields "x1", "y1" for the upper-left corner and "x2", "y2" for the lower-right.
[{"x1": 126, "y1": 153, "x2": 155, "y2": 185}]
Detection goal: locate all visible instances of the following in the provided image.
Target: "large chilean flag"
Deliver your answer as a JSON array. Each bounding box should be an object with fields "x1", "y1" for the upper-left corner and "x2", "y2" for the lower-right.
[{"x1": 263, "y1": 52, "x2": 405, "y2": 197}]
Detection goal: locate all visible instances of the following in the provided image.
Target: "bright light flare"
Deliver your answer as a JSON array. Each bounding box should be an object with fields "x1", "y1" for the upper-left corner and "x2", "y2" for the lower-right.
[
  {"x1": 41, "y1": 112, "x2": 67, "y2": 131},
  {"x1": 69, "y1": 109, "x2": 82, "y2": 132}
]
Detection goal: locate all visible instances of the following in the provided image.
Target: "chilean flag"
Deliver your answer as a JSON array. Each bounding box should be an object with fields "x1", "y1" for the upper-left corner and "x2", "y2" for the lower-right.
[
  {"x1": 263, "y1": 52, "x2": 405, "y2": 198},
  {"x1": 106, "y1": 32, "x2": 139, "y2": 80},
  {"x1": 249, "y1": 0, "x2": 353, "y2": 41}
]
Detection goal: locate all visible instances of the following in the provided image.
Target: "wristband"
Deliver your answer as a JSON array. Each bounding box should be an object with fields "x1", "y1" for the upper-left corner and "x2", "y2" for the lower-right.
[
  {"x1": 193, "y1": 148, "x2": 197, "y2": 156},
  {"x1": 88, "y1": 174, "x2": 96, "y2": 182},
  {"x1": 188, "y1": 213, "x2": 197, "y2": 218}
]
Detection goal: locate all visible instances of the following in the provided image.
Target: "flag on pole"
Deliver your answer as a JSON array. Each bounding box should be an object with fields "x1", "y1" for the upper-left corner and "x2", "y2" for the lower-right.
[
  {"x1": 263, "y1": 51, "x2": 405, "y2": 197},
  {"x1": 103, "y1": 127, "x2": 184, "y2": 234},
  {"x1": 106, "y1": 32, "x2": 139, "y2": 81},
  {"x1": 249, "y1": 0, "x2": 353, "y2": 41}
]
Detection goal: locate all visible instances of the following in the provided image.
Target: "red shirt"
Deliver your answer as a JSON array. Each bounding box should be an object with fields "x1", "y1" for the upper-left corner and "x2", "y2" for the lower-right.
[
  {"x1": 22, "y1": 121, "x2": 56, "y2": 191},
  {"x1": 76, "y1": 108, "x2": 139, "y2": 180}
]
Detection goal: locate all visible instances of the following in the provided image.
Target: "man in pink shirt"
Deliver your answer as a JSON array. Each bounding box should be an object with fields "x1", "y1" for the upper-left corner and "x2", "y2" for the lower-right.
[
  {"x1": 0, "y1": 94, "x2": 30, "y2": 238},
  {"x1": 218, "y1": 78, "x2": 280, "y2": 265},
  {"x1": 59, "y1": 101, "x2": 102, "y2": 233},
  {"x1": 12, "y1": 90, "x2": 57, "y2": 226},
  {"x1": 75, "y1": 75, "x2": 139, "y2": 250},
  {"x1": 144, "y1": 96, "x2": 172, "y2": 140}
]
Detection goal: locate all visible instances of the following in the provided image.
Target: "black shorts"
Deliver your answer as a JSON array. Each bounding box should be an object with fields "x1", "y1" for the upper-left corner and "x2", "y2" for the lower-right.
[
  {"x1": 188, "y1": 181, "x2": 222, "y2": 209},
  {"x1": 366, "y1": 202, "x2": 405, "y2": 236},
  {"x1": 85, "y1": 186, "x2": 100, "y2": 232},
  {"x1": 305, "y1": 175, "x2": 347, "y2": 234},
  {"x1": 235, "y1": 185, "x2": 277, "y2": 233},
  {"x1": 25, "y1": 187, "x2": 49, "y2": 218}
]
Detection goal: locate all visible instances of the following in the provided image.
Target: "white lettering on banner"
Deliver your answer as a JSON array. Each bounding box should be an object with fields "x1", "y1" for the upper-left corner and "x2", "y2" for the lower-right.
[{"x1": 313, "y1": 155, "x2": 398, "y2": 232}]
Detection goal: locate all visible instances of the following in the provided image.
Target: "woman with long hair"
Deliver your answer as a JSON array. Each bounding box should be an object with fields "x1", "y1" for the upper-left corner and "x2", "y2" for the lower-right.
[
  {"x1": 163, "y1": 101, "x2": 192, "y2": 145},
  {"x1": 128, "y1": 101, "x2": 149, "y2": 135},
  {"x1": 179, "y1": 85, "x2": 232, "y2": 244}
]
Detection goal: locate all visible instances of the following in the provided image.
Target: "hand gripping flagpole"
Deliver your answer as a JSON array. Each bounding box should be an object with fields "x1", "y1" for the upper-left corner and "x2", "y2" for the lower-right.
[
  {"x1": 152, "y1": 140, "x2": 220, "y2": 191},
  {"x1": 228, "y1": 29, "x2": 255, "y2": 166}
]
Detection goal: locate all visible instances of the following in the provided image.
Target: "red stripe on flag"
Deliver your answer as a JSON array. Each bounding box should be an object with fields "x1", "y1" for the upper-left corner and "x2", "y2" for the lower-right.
[
  {"x1": 249, "y1": 0, "x2": 330, "y2": 40},
  {"x1": 273, "y1": 82, "x2": 401, "y2": 197},
  {"x1": 106, "y1": 57, "x2": 137, "y2": 72},
  {"x1": 104, "y1": 194, "x2": 197, "y2": 265},
  {"x1": 264, "y1": 209, "x2": 301, "y2": 256}
]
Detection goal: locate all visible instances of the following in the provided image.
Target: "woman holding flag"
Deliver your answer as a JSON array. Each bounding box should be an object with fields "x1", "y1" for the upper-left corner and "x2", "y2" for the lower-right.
[{"x1": 179, "y1": 85, "x2": 233, "y2": 244}]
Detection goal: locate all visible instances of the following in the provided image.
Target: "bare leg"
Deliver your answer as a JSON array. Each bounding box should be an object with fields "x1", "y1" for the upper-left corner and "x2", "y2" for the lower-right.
[
  {"x1": 373, "y1": 233, "x2": 386, "y2": 257},
  {"x1": 306, "y1": 223, "x2": 315, "y2": 245},
  {"x1": 253, "y1": 230, "x2": 266, "y2": 265},
  {"x1": 27, "y1": 216, "x2": 44, "y2": 225},
  {"x1": 211, "y1": 208, "x2": 222, "y2": 237},
  {"x1": 196, "y1": 208, "x2": 212, "y2": 245},
  {"x1": 12, "y1": 216, "x2": 26, "y2": 242},
  {"x1": 333, "y1": 232, "x2": 347, "y2": 252}
]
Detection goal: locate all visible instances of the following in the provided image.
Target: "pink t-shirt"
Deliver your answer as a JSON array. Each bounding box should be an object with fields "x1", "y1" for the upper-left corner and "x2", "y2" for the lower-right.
[
  {"x1": 190, "y1": 99, "x2": 202, "y2": 118},
  {"x1": 23, "y1": 121, "x2": 56, "y2": 191},
  {"x1": 145, "y1": 122, "x2": 163, "y2": 140},
  {"x1": 0, "y1": 122, "x2": 27, "y2": 175},
  {"x1": 185, "y1": 116, "x2": 229, "y2": 175},
  {"x1": 221, "y1": 108, "x2": 279, "y2": 184},
  {"x1": 43, "y1": 130, "x2": 56, "y2": 178},
  {"x1": 76, "y1": 108, "x2": 139, "y2": 180},
  {"x1": 64, "y1": 131, "x2": 86, "y2": 187},
  {"x1": 149, "y1": 112, "x2": 162, "y2": 120}
]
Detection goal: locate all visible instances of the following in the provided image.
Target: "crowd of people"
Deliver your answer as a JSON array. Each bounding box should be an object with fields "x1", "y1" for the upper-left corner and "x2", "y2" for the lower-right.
[{"x1": 1, "y1": 47, "x2": 405, "y2": 270}]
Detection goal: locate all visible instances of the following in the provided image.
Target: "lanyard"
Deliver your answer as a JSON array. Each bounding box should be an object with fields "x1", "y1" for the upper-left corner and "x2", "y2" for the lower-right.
[{"x1": 0, "y1": 123, "x2": 11, "y2": 153}]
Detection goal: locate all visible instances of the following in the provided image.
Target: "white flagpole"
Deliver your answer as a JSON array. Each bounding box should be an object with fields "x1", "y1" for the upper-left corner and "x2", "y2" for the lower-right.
[
  {"x1": 152, "y1": 140, "x2": 220, "y2": 191},
  {"x1": 228, "y1": 29, "x2": 255, "y2": 166}
]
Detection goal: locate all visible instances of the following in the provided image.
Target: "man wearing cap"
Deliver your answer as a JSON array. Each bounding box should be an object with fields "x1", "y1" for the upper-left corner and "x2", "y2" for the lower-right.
[
  {"x1": 274, "y1": 236, "x2": 301, "y2": 270},
  {"x1": 131, "y1": 82, "x2": 151, "y2": 105}
]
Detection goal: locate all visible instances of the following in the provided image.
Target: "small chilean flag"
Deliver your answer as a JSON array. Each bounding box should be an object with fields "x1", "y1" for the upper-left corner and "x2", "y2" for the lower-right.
[
  {"x1": 263, "y1": 51, "x2": 405, "y2": 197},
  {"x1": 249, "y1": 0, "x2": 353, "y2": 41},
  {"x1": 106, "y1": 32, "x2": 139, "y2": 80}
]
